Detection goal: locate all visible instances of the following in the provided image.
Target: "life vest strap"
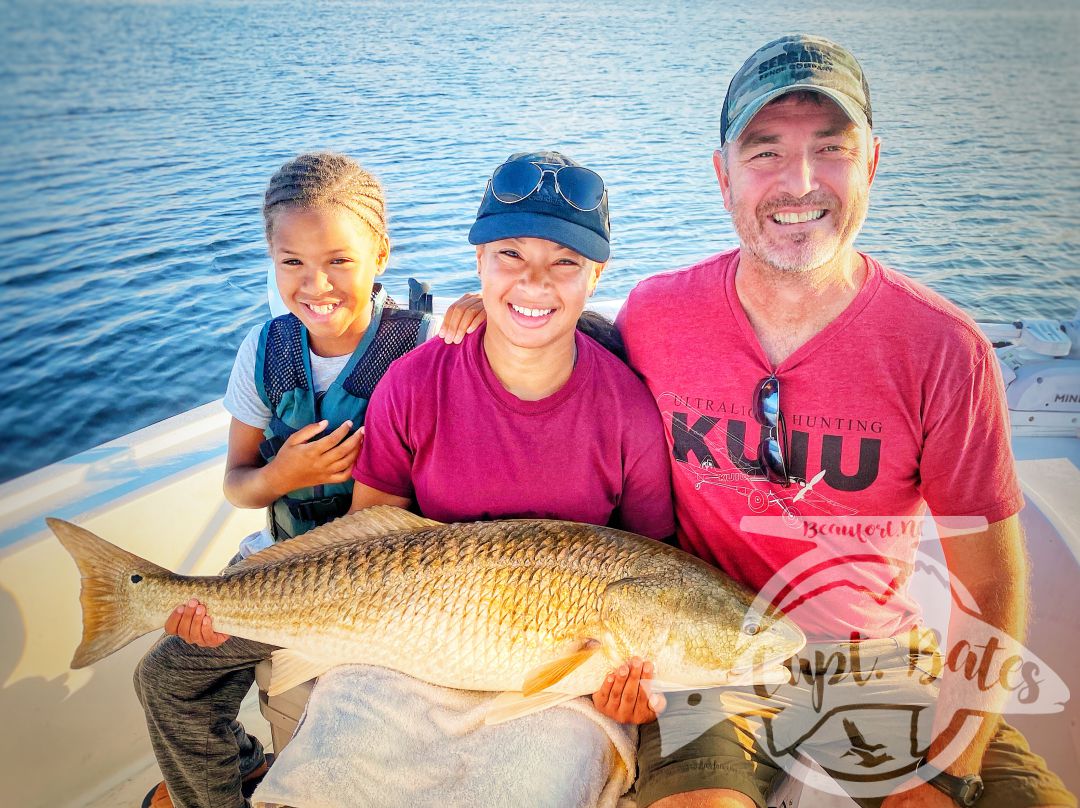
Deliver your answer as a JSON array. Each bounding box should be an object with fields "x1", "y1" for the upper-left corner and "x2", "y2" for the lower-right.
[
  {"x1": 258, "y1": 434, "x2": 287, "y2": 466},
  {"x1": 280, "y1": 493, "x2": 352, "y2": 527}
]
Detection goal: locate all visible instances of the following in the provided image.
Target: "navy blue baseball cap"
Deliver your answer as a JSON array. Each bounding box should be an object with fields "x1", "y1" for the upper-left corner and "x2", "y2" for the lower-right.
[{"x1": 468, "y1": 151, "x2": 611, "y2": 263}]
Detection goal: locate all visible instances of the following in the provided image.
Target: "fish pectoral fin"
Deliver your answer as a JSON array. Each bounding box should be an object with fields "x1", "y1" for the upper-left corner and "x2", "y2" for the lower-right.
[
  {"x1": 484, "y1": 689, "x2": 579, "y2": 725},
  {"x1": 267, "y1": 649, "x2": 338, "y2": 696},
  {"x1": 228, "y1": 506, "x2": 444, "y2": 572},
  {"x1": 521, "y1": 645, "x2": 601, "y2": 696}
]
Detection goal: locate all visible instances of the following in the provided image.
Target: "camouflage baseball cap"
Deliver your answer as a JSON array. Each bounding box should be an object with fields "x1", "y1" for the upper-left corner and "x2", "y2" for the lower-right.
[{"x1": 721, "y1": 35, "x2": 872, "y2": 145}]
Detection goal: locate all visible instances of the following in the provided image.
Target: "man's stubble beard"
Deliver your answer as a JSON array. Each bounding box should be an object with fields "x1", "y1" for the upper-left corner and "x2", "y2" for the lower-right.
[{"x1": 730, "y1": 185, "x2": 870, "y2": 276}]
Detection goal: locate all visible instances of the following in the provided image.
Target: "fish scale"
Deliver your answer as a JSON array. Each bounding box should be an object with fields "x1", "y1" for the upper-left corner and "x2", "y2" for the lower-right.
[{"x1": 48, "y1": 507, "x2": 805, "y2": 704}]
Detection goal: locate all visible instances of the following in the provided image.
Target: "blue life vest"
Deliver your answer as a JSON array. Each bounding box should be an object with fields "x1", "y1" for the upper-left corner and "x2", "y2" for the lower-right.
[{"x1": 254, "y1": 284, "x2": 431, "y2": 540}]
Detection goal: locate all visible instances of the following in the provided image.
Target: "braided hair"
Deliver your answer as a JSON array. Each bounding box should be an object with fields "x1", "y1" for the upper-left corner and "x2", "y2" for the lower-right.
[{"x1": 263, "y1": 152, "x2": 386, "y2": 241}]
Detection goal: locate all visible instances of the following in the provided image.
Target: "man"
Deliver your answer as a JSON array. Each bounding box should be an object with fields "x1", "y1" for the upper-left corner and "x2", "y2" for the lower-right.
[{"x1": 616, "y1": 34, "x2": 1074, "y2": 808}]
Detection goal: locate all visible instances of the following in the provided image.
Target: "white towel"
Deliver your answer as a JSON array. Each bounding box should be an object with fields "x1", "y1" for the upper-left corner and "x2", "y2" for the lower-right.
[{"x1": 251, "y1": 664, "x2": 638, "y2": 808}]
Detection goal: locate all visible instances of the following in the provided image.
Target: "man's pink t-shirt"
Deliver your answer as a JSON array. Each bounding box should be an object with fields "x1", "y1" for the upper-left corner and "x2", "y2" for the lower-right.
[
  {"x1": 352, "y1": 324, "x2": 675, "y2": 539},
  {"x1": 617, "y1": 249, "x2": 1022, "y2": 640}
]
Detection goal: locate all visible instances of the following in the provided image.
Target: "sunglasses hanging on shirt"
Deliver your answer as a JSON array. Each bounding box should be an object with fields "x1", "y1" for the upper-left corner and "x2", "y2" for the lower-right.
[{"x1": 751, "y1": 374, "x2": 793, "y2": 488}]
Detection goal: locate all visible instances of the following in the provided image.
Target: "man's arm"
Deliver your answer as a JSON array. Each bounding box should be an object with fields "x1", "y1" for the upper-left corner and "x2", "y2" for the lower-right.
[
  {"x1": 934, "y1": 514, "x2": 1028, "y2": 768},
  {"x1": 882, "y1": 514, "x2": 1028, "y2": 807}
]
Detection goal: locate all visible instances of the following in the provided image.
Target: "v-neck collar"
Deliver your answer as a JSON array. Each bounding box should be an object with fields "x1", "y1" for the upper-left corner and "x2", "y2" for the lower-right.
[{"x1": 724, "y1": 250, "x2": 882, "y2": 373}]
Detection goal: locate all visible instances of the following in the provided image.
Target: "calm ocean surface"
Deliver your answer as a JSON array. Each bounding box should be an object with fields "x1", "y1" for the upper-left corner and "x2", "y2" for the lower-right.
[{"x1": 1, "y1": 0, "x2": 1078, "y2": 482}]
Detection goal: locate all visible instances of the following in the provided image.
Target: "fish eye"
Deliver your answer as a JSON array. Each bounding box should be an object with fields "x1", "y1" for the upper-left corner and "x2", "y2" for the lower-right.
[
  {"x1": 743, "y1": 622, "x2": 760, "y2": 636},
  {"x1": 130, "y1": 574, "x2": 143, "y2": 584}
]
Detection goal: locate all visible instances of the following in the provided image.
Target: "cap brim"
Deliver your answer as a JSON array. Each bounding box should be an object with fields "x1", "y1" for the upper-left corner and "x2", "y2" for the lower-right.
[
  {"x1": 724, "y1": 85, "x2": 869, "y2": 145},
  {"x1": 468, "y1": 211, "x2": 610, "y2": 262}
]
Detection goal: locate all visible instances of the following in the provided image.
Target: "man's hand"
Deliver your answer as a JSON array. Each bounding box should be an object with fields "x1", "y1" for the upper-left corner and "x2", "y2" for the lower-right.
[
  {"x1": 592, "y1": 656, "x2": 666, "y2": 724},
  {"x1": 268, "y1": 420, "x2": 364, "y2": 492},
  {"x1": 165, "y1": 598, "x2": 230, "y2": 647},
  {"x1": 438, "y1": 293, "x2": 486, "y2": 343}
]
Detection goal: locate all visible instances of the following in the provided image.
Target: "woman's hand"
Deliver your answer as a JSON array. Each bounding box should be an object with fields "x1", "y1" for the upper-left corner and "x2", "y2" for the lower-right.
[
  {"x1": 165, "y1": 599, "x2": 231, "y2": 647},
  {"x1": 437, "y1": 293, "x2": 486, "y2": 343},
  {"x1": 592, "y1": 656, "x2": 666, "y2": 724}
]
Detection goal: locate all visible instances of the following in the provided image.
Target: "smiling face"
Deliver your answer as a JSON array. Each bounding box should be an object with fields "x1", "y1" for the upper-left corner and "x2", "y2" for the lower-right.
[
  {"x1": 476, "y1": 237, "x2": 604, "y2": 353},
  {"x1": 715, "y1": 93, "x2": 880, "y2": 276},
  {"x1": 269, "y1": 205, "x2": 389, "y2": 356}
]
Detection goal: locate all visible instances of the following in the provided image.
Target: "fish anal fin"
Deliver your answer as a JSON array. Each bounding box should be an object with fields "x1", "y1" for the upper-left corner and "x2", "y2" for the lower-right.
[
  {"x1": 521, "y1": 644, "x2": 600, "y2": 696},
  {"x1": 484, "y1": 689, "x2": 579, "y2": 725},
  {"x1": 229, "y1": 506, "x2": 443, "y2": 572},
  {"x1": 267, "y1": 649, "x2": 337, "y2": 696}
]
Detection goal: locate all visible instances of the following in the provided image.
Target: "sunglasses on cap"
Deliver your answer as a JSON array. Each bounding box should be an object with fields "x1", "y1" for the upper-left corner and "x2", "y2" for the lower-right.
[
  {"x1": 752, "y1": 375, "x2": 792, "y2": 487},
  {"x1": 488, "y1": 160, "x2": 607, "y2": 212}
]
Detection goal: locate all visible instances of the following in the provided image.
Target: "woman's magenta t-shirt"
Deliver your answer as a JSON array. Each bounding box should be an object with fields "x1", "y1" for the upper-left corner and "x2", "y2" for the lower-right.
[{"x1": 353, "y1": 324, "x2": 675, "y2": 539}]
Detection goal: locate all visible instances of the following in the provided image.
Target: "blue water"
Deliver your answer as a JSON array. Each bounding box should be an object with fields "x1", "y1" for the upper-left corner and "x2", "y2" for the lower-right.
[{"x1": 0, "y1": 0, "x2": 1078, "y2": 483}]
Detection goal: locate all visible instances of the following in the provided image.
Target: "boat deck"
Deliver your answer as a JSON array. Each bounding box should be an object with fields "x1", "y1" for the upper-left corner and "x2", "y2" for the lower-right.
[
  {"x1": 81, "y1": 695, "x2": 269, "y2": 808},
  {"x1": 2, "y1": 305, "x2": 1076, "y2": 807}
]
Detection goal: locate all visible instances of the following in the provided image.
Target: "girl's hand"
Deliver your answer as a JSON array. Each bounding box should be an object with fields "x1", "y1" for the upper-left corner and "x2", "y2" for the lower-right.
[
  {"x1": 438, "y1": 293, "x2": 486, "y2": 344},
  {"x1": 268, "y1": 421, "x2": 365, "y2": 492},
  {"x1": 592, "y1": 656, "x2": 666, "y2": 724},
  {"x1": 165, "y1": 599, "x2": 230, "y2": 647}
]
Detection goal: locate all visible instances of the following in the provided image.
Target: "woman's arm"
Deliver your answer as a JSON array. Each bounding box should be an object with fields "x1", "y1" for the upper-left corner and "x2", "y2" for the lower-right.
[{"x1": 349, "y1": 481, "x2": 411, "y2": 512}]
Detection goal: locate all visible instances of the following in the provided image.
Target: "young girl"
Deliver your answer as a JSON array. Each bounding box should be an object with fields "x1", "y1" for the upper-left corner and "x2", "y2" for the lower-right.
[{"x1": 135, "y1": 152, "x2": 431, "y2": 808}]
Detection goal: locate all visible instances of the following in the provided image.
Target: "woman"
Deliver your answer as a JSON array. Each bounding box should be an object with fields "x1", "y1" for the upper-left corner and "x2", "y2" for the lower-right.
[{"x1": 351, "y1": 150, "x2": 673, "y2": 547}]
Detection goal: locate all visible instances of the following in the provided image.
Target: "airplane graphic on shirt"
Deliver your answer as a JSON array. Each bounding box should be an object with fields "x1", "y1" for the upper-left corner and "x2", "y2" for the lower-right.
[{"x1": 657, "y1": 392, "x2": 860, "y2": 523}]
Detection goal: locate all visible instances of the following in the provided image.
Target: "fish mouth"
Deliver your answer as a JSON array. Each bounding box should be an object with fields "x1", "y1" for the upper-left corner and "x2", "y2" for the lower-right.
[
  {"x1": 725, "y1": 620, "x2": 806, "y2": 685},
  {"x1": 724, "y1": 655, "x2": 795, "y2": 687}
]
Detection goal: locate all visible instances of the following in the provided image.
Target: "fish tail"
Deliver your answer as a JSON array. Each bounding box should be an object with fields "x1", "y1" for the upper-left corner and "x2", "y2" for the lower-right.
[{"x1": 46, "y1": 517, "x2": 173, "y2": 669}]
